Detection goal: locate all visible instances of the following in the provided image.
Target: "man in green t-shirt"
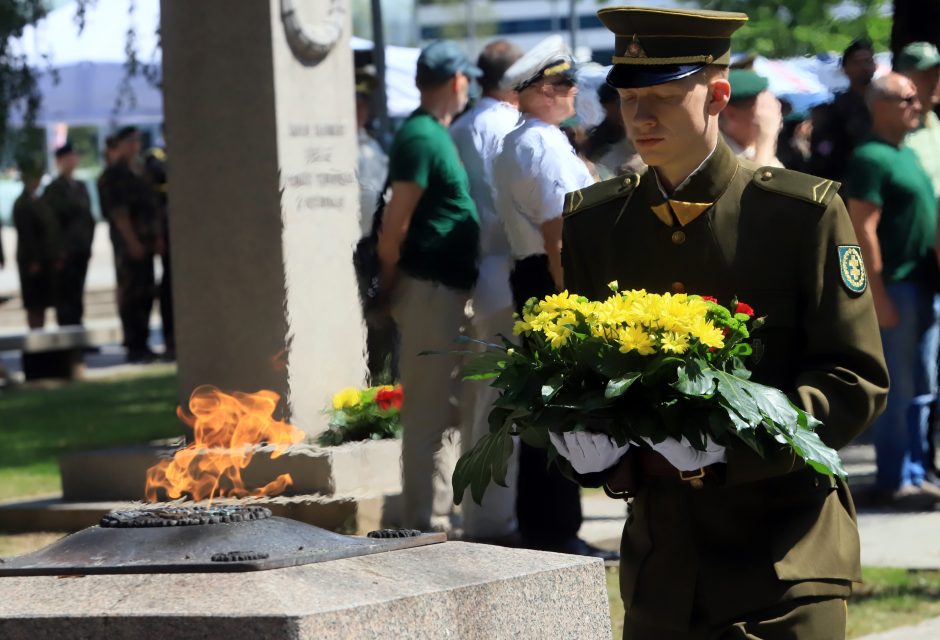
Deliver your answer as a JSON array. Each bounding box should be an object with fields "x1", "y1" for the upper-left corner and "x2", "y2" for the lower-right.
[
  {"x1": 377, "y1": 40, "x2": 482, "y2": 531},
  {"x1": 845, "y1": 72, "x2": 940, "y2": 508}
]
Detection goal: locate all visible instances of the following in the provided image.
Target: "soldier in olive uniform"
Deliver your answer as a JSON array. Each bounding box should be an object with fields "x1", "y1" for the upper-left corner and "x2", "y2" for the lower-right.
[
  {"x1": 43, "y1": 142, "x2": 95, "y2": 326},
  {"x1": 143, "y1": 141, "x2": 175, "y2": 359},
  {"x1": 553, "y1": 8, "x2": 889, "y2": 639},
  {"x1": 13, "y1": 159, "x2": 62, "y2": 329},
  {"x1": 97, "y1": 126, "x2": 159, "y2": 363}
]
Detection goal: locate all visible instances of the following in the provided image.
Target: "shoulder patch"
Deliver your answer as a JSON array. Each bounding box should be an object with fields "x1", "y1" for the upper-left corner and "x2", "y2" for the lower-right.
[
  {"x1": 838, "y1": 245, "x2": 868, "y2": 294},
  {"x1": 564, "y1": 172, "x2": 642, "y2": 218},
  {"x1": 750, "y1": 166, "x2": 841, "y2": 208}
]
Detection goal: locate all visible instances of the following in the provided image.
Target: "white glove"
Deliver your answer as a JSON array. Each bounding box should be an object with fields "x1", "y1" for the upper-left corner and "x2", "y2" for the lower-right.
[
  {"x1": 549, "y1": 431, "x2": 630, "y2": 475},
  {"x1": 643, "y1": 435, "x2": 727, "y2": 472}
]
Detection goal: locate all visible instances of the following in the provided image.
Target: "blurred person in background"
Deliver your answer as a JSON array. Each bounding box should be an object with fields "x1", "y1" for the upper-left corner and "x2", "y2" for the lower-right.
[
  {"x1": 377, "y1": 40, "x2": 482, "y2": 532},
  {"x1": 97, "y1": 126, "x2": 159, "y2": 363},
  {"x1": 43, "y1": 142, "x2": 95, "y2": 327},
  {"x1": 493, "y1": 36, "x2": 611, "y2": 559},
  {"x1": 355, "y1": 68, "x2": 394, "y2": 384},
  {"x1": 585, "y1": 82, "x2": 643, "y2": 177},
  {"x1": 356, "y1": 69, "x2": 389, "y2": 239},
  {"x1": 812, "y1": 39, "x2": 877, "y2": 182},
  {"x1": 777, "y1": 109, "x2": 813, "y2": 173},
  {"x1": 13, "y1": 157, "x2": 61, "y2": 329},
  {"x1": 143, "y1": 131, "x2": 175, "y2": 360},
  {"x1": 450, "y1": 38, "x2": 524, "y2": 545},
  {"x1": 719, "y1": 69, "x2": 783, "y2": 167},
  {"x1": 845, "y1": 73, "x2": 940, "y2": 509},
  {"x1": 896, "y1": 42, "x2": 940, "y2": 480}
]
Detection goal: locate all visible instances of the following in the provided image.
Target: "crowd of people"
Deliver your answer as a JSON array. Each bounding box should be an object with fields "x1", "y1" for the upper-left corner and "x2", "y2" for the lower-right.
[
  {"x1": 0, "y1": 125, "x2": 174, "y2": 363},
  {"x1": 353, "y1": 16, "x2": 940, "y2": 578}
]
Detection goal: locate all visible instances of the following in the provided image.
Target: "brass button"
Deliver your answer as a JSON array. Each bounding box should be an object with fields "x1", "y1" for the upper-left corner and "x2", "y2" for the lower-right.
[
  {"x1": 761, "y1": 170, "x2": 773, "y2": 181},
  {"x1": 623, "y1": 177, "x2": 633, "y2": 187},
  {"x1": 671, "y1": 230, "x2": 686, "y2": 245},
  {"x1": 671, "y1": 281, "x2": 685, "y2": 294}
]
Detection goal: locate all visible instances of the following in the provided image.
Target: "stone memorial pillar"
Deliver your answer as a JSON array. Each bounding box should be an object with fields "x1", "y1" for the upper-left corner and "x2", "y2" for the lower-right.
[{"x1": 161, "y1": 0, "x2": 365, "y2": 438}]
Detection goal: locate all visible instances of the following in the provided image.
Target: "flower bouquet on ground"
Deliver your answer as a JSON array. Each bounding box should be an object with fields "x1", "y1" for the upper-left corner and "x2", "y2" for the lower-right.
[
  {"x1": 317, "y1": 384, "x2": 403, "y2": 446},
  {"x1": 453, "y1": 283, "x2": 846, "y2": 505}
]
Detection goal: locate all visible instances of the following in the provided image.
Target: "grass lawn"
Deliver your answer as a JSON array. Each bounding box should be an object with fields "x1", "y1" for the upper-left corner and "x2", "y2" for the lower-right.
[
  {"x1": 606, "y1": 566, "x2": 940, "y2": 638},
  {"x1": 0, "y1": 365, "x2": 183, "y2": 501}
]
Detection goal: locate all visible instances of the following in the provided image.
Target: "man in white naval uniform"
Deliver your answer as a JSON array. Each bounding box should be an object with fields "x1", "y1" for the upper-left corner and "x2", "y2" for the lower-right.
[
  {"x1": 492, "y1": 35, "x2": 613, "y2": 559},
  {"x1": 450, "y1": 40, "x2": 525, "y2": 545}
]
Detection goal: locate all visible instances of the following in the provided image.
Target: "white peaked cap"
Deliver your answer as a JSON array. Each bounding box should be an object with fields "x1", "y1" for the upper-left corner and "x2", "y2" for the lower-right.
[{"x1": 500, "y1": 35, "x2": 576, "y2": 92}]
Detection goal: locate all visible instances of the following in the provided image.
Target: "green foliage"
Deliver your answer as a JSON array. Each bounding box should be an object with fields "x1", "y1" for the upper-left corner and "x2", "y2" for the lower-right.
[
  {"x1": 0, "y1": 0, "x2": 48, "y2": 151},
  {"x1": 693, "y1": 0, "x2": 891, "y2": 57},
  {"x1": 0, "y1": 367, "x2": 182, "y2": 500}
]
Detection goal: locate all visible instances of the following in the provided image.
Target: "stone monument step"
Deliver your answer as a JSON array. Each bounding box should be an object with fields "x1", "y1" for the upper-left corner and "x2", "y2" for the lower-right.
[
  {"x1": 0, "y1": 491, "x2": 403, "y2": 537},
  {"x1": 59, "y1": 438, "x2": 402, "y2": 502},
  {"x1": 0, "y1": 542, "x2": 611, "y2": 640}
]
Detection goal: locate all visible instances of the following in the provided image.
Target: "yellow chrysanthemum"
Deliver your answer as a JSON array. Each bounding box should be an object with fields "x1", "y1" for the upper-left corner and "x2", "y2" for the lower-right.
[
  {"x1": 660, "y1": 332, "x2": 690, "y2": 354},
  {"x1": 616, "y1": 326, "x2": 656, "y2": 355},
  {"x1": 332, "y1": 387, "x2": 361, "y2": 410}
]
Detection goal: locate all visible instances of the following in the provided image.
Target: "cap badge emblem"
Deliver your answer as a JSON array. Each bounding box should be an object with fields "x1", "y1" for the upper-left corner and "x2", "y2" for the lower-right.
[{"x1": 626, "y1": 35, "x2": 647, "y2": 58}]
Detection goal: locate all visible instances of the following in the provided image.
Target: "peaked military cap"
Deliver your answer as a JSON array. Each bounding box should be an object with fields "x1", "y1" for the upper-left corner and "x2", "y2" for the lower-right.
[
  {"x1": 597, "y1": 6, "x2": 747, "y2": 89},
  {"x1": 500, "y1": 35, "x2": 576, "y2": 92}
]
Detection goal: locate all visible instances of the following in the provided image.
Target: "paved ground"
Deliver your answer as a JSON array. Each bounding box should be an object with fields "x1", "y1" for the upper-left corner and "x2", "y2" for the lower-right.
[
  {"x1": 857, "y1": 617, "x2": 940, "y2": 639},
  {"x1": 578, "y1": 455, "x2": 940, "y2": 570}
]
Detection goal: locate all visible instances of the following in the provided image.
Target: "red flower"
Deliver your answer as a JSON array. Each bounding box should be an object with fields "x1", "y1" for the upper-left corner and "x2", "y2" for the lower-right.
[
  {"x1": 375, "y1": 386, "x2": 403, "y2": 411},
  {"x1": 702, "y1": 296, "x2": 718, "y2": 303},
  {"x1": 735, "y1": 302, "x2": 755, "y2": 317}
]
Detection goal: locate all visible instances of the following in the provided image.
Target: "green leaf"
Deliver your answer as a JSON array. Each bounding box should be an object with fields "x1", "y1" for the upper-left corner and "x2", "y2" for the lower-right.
[
  {"x1": 604, "y1": 372, "x2": 642, "y2": 399},
  {"x1": 452, "y1": 420, "x2": 515, "y2": 505},
  {"x1": 461, "y1": 350, "x2": 508, "y2": 380},
  {"x1": 541, "y1": 373, "x2": 565, "y2": 402},
  {"x1": 674, "y1": 359, "x2": 717, "y2": 397}
]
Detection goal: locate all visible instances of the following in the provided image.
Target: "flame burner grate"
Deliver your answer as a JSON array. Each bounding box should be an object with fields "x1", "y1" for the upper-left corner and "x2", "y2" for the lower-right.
[
  {"x1": 0, "y1": 507, "x2": 445, "y2": 577},
  {"x1": 100, "y1": 506, "x2": 272, "y2": 528}
]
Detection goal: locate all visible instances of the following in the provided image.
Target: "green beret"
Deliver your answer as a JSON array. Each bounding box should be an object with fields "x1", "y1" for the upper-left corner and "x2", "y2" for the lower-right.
[{"x1": 728, "y1": 69, "x2": 769, "y2": 103}]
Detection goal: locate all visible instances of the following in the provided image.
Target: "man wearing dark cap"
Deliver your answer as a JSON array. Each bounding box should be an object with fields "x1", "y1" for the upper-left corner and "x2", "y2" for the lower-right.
[
  {"x1": 43, "y1": 142, "x2": 95, "y2": 326},
  {"x1": 97, "y1": 125, "x2": 160, "y2": 363},
  {"x1": 377, "y1": 40, "x2": 481, "y2": 532},
  {"x1": 811, "y1": 39, "x2": 877, "y2": 182},
  {"x1": 720, "y1": 68, "x2": 783, "y2": 167},
  {"x1": 555, "y1": 6, "x2": 888, "y2": 637},
  {"x1": 450, "y1": 38, "x2": 524, "y2": 544}
]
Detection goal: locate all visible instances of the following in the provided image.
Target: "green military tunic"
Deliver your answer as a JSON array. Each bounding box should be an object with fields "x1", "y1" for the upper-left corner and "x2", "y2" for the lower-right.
[{"x1": 562, "y1": 138, "x2": 888, "y2": 634}]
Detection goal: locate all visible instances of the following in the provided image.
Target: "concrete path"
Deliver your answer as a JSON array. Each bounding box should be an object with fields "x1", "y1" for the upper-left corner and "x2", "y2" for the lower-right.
[
  {"x1": 857, "y1": 617, "x2": 940, "y2": 639},
  {"x1": 578, "y1": 479, "x2": 940, "y2": 570}
]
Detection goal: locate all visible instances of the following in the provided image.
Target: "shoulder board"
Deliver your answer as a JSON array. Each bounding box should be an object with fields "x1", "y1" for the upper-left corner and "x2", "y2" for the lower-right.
[
  {"x1": 564, "y1": 172, "x2": 642, "y2": 219},
  {"x1": 750, "y1": 166, "x2": 841, "y2": 208}
]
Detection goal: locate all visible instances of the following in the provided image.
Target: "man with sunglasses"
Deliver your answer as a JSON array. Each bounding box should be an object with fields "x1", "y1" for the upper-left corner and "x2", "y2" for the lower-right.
[
  {"x1": 492, "y1": 35, "x2": 612, "y2": 559},
  {"x1": 555, "y1": 6, "x2": 888, "y2": 638},
  {"x1": 844, "y1": 72, "x2": 940, "y2": 509}
]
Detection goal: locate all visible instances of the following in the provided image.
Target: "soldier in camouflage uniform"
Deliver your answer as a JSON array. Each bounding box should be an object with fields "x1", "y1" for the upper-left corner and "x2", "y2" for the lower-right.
[
  {"x1": 97, "y1": 126, "x2": 159, "y2": 363},
  {"x1": 43, "y1": 142, "x2": 95, "y2": 326}
]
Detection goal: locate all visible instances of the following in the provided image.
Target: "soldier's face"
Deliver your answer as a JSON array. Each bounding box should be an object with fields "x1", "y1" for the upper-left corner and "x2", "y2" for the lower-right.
[
  {"x1": 618, "y1": 72, "x2": 721, "y2": 168},
  {"x1": 56, "y1": 152, "x2": 78, "y2": 175}
]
